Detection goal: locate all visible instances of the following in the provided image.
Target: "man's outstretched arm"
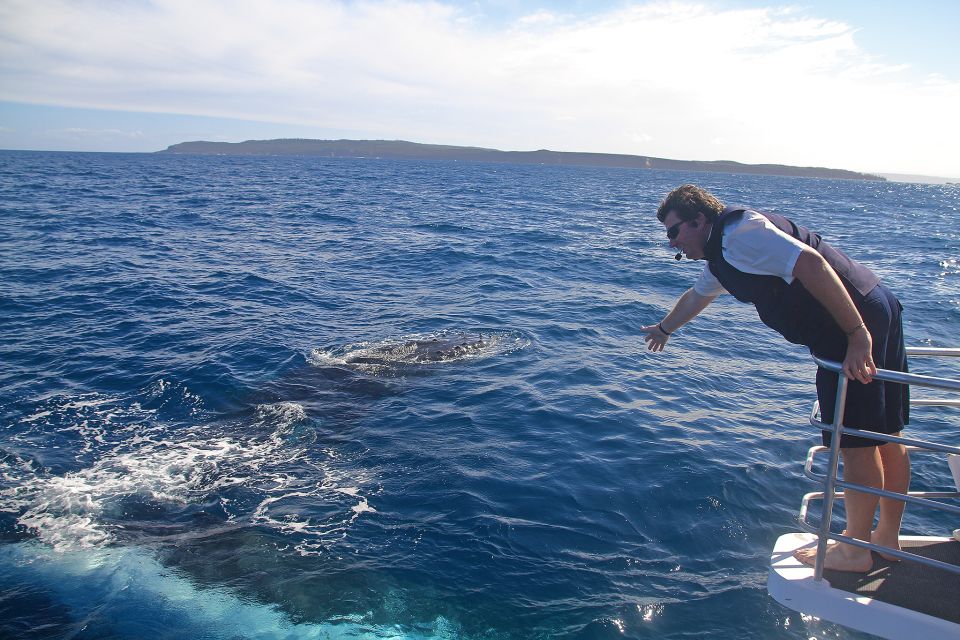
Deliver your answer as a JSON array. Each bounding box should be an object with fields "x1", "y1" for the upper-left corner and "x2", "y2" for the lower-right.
[{"x1": 640, "y1": 288, "x2": 717, "y2": 352}]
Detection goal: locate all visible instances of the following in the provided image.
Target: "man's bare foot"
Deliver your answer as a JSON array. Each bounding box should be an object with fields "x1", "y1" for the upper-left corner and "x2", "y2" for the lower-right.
[
  {"x1": 871, "y1": 530, "x2": 901, "y2": 562},
  {"x1": 793, "y1": 540, "x2": 874, "y2": 572}
]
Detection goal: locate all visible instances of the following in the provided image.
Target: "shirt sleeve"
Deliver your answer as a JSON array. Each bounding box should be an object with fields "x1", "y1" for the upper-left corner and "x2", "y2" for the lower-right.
[
  {"x1": 693, "y1": 264, "x2": 727, "y2": 297},
  {"x1": 722, "y1": 210, "x2": 805, "y2": 282}
]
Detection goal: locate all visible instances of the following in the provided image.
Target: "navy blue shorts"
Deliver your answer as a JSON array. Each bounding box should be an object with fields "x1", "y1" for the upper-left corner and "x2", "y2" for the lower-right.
[{"x1": 811, "y1": 284, "x2": 909, "y2": 448}]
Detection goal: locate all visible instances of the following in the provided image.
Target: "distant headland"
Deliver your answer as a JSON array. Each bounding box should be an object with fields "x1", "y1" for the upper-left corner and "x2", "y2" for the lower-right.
[{"x1": 159, "y1": 139, "x2": 884, "y2": 181}]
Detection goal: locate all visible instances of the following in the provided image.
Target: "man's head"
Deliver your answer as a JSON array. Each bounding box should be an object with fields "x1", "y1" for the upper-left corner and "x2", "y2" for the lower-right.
[
  {"x1": 656, "y1": 184, "x2": 724, "y2": 223},
  {"x1": 656, "y1": 184, "x2": 723, "y2": 260}
]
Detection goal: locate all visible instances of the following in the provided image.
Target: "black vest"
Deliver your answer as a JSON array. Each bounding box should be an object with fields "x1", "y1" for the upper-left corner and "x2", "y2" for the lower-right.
[{"x1": 704, "y1": 206, "x2": 880, "y2": 347}]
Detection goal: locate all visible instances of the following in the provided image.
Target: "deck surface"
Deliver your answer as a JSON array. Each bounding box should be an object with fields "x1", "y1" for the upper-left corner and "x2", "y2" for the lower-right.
[{"x1": 823, "y1": 539, "x2": 960, "y2": 623}]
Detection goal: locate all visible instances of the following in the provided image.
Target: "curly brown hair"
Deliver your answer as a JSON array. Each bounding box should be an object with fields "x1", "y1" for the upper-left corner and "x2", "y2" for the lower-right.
[{"x1": 656, "y1": 184, "x2": 725, "y2": 223}]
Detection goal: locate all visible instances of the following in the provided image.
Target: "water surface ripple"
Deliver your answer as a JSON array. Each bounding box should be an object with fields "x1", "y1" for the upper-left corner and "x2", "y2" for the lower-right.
[{"x1": 1, "y1": 151, "x2": 958, "y2": 639}]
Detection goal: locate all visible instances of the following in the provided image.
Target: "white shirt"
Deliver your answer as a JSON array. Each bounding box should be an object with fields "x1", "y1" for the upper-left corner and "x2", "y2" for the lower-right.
[{"x1": 693, "y1": 209, "x2": 807, "y2": 297}]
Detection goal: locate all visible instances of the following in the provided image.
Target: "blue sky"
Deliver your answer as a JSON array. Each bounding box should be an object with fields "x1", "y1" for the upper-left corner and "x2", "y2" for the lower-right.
[{"x1": 1, "y1": 1, "x2": 958, "y2": 178}]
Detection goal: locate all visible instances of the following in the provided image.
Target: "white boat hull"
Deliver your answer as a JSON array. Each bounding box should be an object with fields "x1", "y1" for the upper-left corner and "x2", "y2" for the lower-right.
[{"x1": 768, "y1": 532, "x2": 960, "y2": 640}]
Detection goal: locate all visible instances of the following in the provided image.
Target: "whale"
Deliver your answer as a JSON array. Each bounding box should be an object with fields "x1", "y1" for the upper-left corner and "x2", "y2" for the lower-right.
[
  {"x1": 307, "y1": 333, "x2": 494, "y2": 376},
  {"x1": 308, "y1": 329, "x2": 535, "y2": 380},
  {"x1": 344, "y1": 334, "x2": 488, "y2": 366}
]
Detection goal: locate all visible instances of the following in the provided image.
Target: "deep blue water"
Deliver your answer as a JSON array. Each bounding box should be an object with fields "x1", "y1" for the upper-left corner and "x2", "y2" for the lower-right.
[{"x1": 0, "y1": 150, "x2": 958, "y2": 639}]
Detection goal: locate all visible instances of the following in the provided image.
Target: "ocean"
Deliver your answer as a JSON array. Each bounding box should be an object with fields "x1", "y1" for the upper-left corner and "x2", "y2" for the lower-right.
[{"x1": 0, "y1": 150, "x2": 957, "y2": 639}]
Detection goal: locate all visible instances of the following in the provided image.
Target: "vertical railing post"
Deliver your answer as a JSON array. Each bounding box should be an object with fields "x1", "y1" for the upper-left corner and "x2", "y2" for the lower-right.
[{"x1": 814, "y1": 373, "x2": 849, "y2": 582}]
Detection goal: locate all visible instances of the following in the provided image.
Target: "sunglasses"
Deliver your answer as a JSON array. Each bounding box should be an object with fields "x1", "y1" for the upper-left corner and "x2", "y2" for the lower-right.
[{"x1": 666, "y1": 220, "x2": 689, "y2": 240}]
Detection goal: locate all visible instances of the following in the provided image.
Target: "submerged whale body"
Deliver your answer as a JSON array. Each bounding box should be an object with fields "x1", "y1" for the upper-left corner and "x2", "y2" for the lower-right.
[
  {"x1": 1, "y1": 541, "x2": 448, "y2": 639},
  {"x1": 346, "y1": 334, "x2": 488, "y2": 366},
  {"x1": 308, "y1": 330, "x2": 529, "y2": 377}
]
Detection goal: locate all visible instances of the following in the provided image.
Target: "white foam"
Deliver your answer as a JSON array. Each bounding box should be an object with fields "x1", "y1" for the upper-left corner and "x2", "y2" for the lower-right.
[
  {"x1": 62, "y1": 395, "x2": 121, "y2": 410},
  {"x1": 256, "y1": 401, "x2": 308, "y2": 424},
  {"x1": 351, "y1": 496, "x2": 376, "y2": 517},
  {"x1": 307, "y1": 347, "x2": 350, "y2": 367},
  {"x1": 9, "y1": 437, "x2": 244, "y2": 551},
  {"x1": 4, "y1": 397, "x2": 375, "y2": 555}
]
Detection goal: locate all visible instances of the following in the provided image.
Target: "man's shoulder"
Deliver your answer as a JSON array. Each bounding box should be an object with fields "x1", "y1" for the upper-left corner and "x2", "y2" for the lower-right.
[
  {"x1": 722, "y1": 209, "x2": 768, "y2": 236},
  {"x1": 721, "y1": 209, "x2": 806, "y2": 262}
]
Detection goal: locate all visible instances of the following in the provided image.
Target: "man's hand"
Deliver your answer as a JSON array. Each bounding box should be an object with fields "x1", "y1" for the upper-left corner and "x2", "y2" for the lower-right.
[
  {"x1": 639, "y1": 289, "x2": 715, "y2": 354},
  {"x1": 640, "y1": 324, "x2": 670, "y2": 352},
  {"x1": 843, "y1": 325, "x2": 876, "y2": 383}
]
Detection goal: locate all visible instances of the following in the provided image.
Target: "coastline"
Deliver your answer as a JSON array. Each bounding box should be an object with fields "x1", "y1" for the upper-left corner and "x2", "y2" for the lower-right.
[{"x1": 156, "y1": 138, "x2": 885, "y2": 182}]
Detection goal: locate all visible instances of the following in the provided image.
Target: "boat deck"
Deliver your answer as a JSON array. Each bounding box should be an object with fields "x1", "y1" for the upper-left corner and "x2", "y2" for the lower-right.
[
  {"x1": 769, "y1": 533, "x2": 960, "y2": 640},
  {"x1": 768, "y1": 349, "x2": 960, "y2": 639},
  {"x1": 822, "y1": 538, "x2": 960, "y2": 623}
]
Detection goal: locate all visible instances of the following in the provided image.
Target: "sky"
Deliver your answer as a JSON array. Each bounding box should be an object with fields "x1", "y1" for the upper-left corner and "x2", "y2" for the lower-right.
[{"x1": 1, "y1": 0, "x2": 958, "y2": 178}]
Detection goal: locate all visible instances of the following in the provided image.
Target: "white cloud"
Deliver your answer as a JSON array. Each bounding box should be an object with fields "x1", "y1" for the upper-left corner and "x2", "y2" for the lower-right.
[
  {"x1": 58, "y1": 128, "x2": 144, "y2": 139},
  {"x1": 516, "y1": 10, "x2": 565, "y2": 27},
  {"x1": 1, "y1": 0, "x2": 957, "y2": 175}
]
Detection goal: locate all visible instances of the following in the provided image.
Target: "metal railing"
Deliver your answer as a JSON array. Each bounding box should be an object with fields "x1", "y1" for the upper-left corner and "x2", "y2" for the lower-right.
[{"x1": 796, "y1": 347, "x2": 960, "y2": 581}]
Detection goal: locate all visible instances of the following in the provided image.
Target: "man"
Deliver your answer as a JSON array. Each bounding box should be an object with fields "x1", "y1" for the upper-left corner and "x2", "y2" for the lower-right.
[{"x1": 641, "y1": 184, "x2": 909, "y2": 572}]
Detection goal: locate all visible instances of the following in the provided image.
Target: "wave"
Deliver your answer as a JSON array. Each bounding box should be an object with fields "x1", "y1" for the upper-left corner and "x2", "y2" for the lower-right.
[{"x1": 1, "y1": 386, "x2": 375, "y2": 556}]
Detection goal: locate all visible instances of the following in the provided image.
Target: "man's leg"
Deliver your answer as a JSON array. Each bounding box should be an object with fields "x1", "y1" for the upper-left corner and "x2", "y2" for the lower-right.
[
  {"x1": 873, "y1": 437, "x2": 910, "y2": 556},
  {"x1": 794, "y1": 445, "x2": 881, "y2": 572},
  {"x1": 833, "y1": 446, "x2": 883, "y2": 570}
]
